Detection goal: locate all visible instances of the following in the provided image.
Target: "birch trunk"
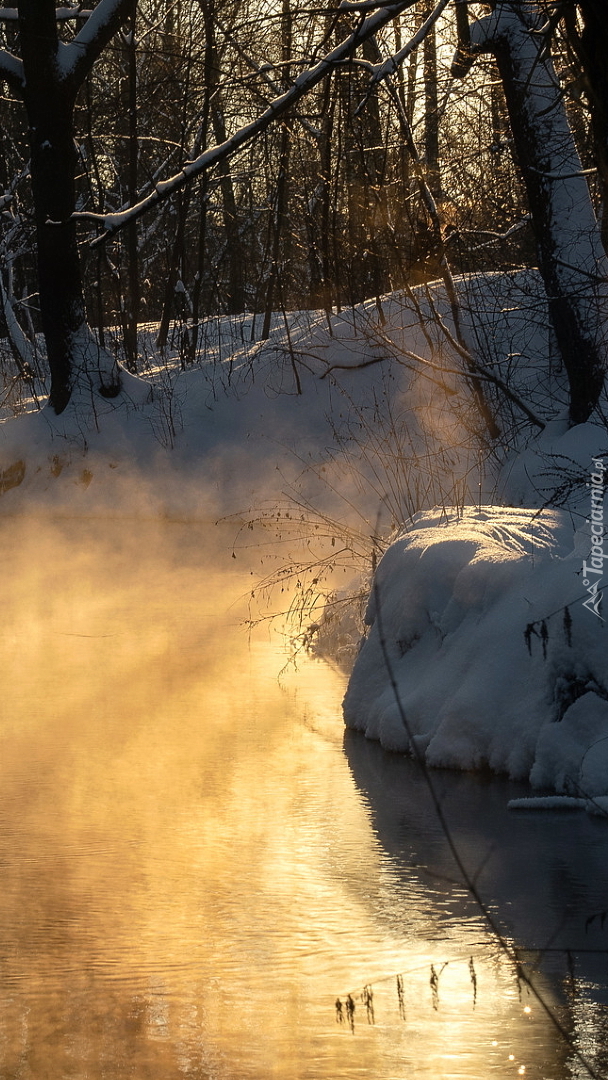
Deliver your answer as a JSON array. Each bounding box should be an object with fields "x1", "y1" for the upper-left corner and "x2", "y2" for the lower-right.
[{"x1": 452, "y1": 0, "x2": 608, "y2": 425}]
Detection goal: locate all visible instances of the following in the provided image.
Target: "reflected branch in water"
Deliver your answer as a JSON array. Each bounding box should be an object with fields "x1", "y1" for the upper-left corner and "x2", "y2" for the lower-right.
[{"x1": 364, "y1": 573, "x2": 608, "y2": 1080}]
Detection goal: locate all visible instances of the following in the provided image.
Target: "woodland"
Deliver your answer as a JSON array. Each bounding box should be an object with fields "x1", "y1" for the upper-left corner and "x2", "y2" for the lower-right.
[{"x1": 0, "y1": 0, "x2": 606, "y2": 438}]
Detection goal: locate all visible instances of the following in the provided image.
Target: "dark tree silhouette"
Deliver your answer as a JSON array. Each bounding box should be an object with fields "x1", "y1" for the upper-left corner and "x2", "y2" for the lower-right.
[{"x1": 0, "y1": 0, "x2": 135, "y2": 413}]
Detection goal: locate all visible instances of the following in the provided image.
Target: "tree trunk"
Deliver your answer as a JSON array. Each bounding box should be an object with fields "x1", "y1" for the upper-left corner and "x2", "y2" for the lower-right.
[
  {"x1": 422, "y1": 0, "x2": 440, "y2": 202},
  {"x1": 261, "y1": 123, "x2": 291, "y2": 340},
  {"x1": 453, "y1": 0, "x2": 608, "y2": 425},
  {"x1": 199, "y1": 0, "x2": 244, "y2": 315},
  {"x1": 24, "y1": 95, "x2": 88, "y2": 412},
  {"x1": 16, "y1": 0, "x2": 132, "y2": 414},
  {"x1": 306, "y1": 74, "x2": 335, "y2": 312},
  {"x1": 124, "y1": 11, "x2": 140, "y2": 373},
  {"x1": 261, "y1": 0, "x2": 293, "y2": 339},
  {"x1": 564, "y1": 0, "x2": 608, "y2": 252}
]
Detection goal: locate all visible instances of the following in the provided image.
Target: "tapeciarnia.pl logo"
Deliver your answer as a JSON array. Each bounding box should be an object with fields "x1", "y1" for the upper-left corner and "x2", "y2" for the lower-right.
[{"x1": 582, "y1": 457, "x2": 606, "y2": 619}]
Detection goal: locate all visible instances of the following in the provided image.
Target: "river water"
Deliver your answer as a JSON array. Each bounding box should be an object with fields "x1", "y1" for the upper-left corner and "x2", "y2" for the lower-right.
[{"x1": 1, "y1": 519, "x2": 607, "y2": 1080}]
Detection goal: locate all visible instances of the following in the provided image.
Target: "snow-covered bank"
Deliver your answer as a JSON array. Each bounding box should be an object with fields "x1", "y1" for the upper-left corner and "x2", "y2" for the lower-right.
[
  {"x1": 343, "y1": 504, "x2": 608, "y2": 799},
  {"x1": 0, "y1": 270, "x2": 562, "y2": 522}
]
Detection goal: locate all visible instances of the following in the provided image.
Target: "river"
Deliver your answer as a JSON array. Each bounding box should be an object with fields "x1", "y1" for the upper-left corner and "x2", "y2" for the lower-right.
[{"x1": 0, "y1": 519, "x2": 607, "y2": 1080}]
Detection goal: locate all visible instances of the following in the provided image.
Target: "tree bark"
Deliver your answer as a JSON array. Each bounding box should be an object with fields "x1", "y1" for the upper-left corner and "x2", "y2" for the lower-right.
[
  {"x1": 18, "y1": 0, "x2": 84, "y2": 411},
  {"x1": 564, "y1": 0, "x2": 608, "y2": 252},
  {"x1": 124, "y1": 9, "x2": 140, "y2": 373},
  {"x1": 15, "y1": 0, "x2": 133, "y2": 413},
  {"x1": 453, "y1": 0, "x2": 608, "y2": 425},
  {"x1": 261, "y1": 0, "x2": 293, "y2": 338},
  {"x1": 199, "y1": 0, "x2": 244, "y2": 315},
  {"x1": 422, "y1": 0, "x2": 440, "y2": 202}
]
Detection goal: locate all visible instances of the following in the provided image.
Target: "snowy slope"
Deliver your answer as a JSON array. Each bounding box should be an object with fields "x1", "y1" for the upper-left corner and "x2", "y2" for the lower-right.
[{"x1": 0, "y1": 270, "x2": 568, "y2": 524}]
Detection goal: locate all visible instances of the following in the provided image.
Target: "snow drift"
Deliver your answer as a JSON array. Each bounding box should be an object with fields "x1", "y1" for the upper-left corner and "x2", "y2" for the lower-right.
[{"x1": 343, "y1": 505, "x2": 608, "y2": 798}]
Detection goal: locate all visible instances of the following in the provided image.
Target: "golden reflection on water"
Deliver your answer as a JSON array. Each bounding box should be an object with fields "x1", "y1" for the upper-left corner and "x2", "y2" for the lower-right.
[{"x1": 0, "y1": 519, "x2": 574, "y2": 1079}]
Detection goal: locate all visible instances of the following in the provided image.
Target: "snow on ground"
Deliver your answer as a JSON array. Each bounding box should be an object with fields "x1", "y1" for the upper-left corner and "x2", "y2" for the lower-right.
[
  {"x1": 1, "y1": 270, "x2": 607, "y2": 798},
  {"x1": 0, "y1": 270, "x2": 562, "y2": 523}
]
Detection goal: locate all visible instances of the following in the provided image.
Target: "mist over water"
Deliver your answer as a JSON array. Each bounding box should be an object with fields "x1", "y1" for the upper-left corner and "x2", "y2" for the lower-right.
[{"x1": 0, "y1": 516, "x2": 605, "y2": 1079}]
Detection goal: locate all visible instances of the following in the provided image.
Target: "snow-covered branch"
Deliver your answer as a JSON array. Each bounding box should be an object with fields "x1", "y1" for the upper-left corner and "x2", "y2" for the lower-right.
[
  {"x1": 0, "y1": 5, "x2": 92, "y2": 18},
  {"x1": 54, "y1": 5, "x2": 93, "y2": 17},
  {"x1": 456, "y1": 216, "x2": 531, "y2": 251},
  {"x1": 338, "y1": 0, "x2": 408, "y2": 10},
  {"x1": 216, "y1": 24, "x2": 323, "y2": 141},
  {"x1": 59, "y1": 0, "x2": 133, "y2": 85},
  {"x1": 362, "y1": 0, "x2": 450, "y2": 88},
  {"x1": 529, "y1": 166, "x2": 597, "y2": 180},
  {"x1": 75, "y1": 0, "x2": 419, "y2": 245},
  {"x1": 0, "y1": 47, "x2": 23, "y2": 89}
]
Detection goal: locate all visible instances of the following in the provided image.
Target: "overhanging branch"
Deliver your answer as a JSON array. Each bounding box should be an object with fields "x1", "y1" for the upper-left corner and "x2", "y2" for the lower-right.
[
  {"x1": 0, "y1": 47, "x2": 23, "y2": 89},
  {"x1": 75, "y1": 0, "x2": 420, "y2": 247}
]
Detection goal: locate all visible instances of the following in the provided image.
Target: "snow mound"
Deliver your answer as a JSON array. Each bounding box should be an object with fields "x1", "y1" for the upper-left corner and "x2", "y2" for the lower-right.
[{"x1": 343, "y1": 506, "x2": 608, "y2": 795}]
